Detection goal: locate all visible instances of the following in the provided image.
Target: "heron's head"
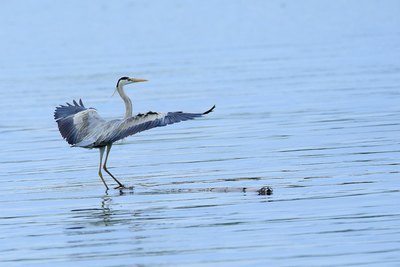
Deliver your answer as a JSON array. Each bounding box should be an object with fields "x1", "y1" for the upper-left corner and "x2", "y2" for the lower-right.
[{"x1": 116, "y1": 76, "x2": 148, "y2": 87}]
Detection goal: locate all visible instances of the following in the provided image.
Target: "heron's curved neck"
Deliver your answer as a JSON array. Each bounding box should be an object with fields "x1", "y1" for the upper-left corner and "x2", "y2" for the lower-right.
[{"x1": 116, "y1": 84, "x2": 132, "y2": 119}]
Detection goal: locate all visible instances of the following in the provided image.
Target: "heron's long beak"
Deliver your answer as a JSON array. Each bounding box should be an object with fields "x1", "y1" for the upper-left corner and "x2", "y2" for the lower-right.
[
  {"x1": 129, "y1": 78, "x2": 148, "y2": 83},
  {"x1": 112, "y1": 78, "x2": 148, "y2": 96}
]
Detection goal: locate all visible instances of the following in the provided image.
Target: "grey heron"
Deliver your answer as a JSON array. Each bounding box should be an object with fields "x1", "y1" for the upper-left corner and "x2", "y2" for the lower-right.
[{"x1": 54, "y1": 77, "x2": 215, "y2": 190}]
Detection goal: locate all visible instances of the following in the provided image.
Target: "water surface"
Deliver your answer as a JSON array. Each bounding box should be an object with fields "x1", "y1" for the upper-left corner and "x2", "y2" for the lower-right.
[{"x1": 0, "y1": 1, "x2": 400, "y2": 266}]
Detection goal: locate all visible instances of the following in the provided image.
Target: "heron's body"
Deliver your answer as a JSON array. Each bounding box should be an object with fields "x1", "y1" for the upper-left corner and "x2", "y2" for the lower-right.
[{"x1": 54, "y1": 77, "x2": 215, "y2": 190}]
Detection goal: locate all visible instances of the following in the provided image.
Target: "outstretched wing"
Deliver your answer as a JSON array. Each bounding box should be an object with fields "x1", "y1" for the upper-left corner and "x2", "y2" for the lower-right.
[
  {"x1": 54, "y1": 99, "x2": 105, "y2": 146},
  {"x1": 107, "y1": 105, "x2": 215, "y2": 143}
]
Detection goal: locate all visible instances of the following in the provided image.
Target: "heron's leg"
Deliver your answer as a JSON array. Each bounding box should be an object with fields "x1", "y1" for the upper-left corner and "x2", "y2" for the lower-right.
[
  {"x1": 103, "y1": 144, "x2": 125, "y2": 188},
  {"x1": 98, "y1": 147, "x2": 109, "y2": 190}
]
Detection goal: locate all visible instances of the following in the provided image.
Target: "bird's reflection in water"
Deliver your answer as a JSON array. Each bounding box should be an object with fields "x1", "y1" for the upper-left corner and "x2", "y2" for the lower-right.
[
  {"x1": 64, "y1": 191, "x2": 149, "y2": 261},
  {"x1": 65, "y1": 185, "x2": 272, "y2": 233},
  {"x1": 99, "y1": 194, "x2": 113, "y2": 226},
  {"x1": 67, "y1": 191, "x2": 137, "y2": 231}
]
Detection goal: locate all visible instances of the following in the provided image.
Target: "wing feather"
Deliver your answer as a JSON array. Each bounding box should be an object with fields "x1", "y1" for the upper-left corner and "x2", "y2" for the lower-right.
[
  {"x1": 107, "y1": 106, "x2": 215, "y2": 143},
  {"x1": 55, "y1": 101, "x2": 215, "y2": 148},
  {"x1": 54, "y1": 99, "x2": 105, "y2": 146}
]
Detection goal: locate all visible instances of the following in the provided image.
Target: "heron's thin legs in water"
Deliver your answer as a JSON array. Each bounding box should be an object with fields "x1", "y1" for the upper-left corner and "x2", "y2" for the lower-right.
[
  {"x1": 98, "y1": 147, "x2": 109, "y2": 190},
  {"x1": 103, "y1": 144, "x2": 125, "y2": 189}
]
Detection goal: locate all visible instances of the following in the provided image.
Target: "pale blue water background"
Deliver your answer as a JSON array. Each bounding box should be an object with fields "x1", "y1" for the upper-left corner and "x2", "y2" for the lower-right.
[{"x1": 0, "y1": 0, "x2": 400, "y2": 266}]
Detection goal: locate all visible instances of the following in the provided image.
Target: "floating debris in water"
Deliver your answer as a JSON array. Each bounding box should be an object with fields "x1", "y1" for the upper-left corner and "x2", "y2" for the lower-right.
[
  {"x1": 257, "y1": 186, "x2": 273, "y2": 195},
  {"x1": 117, "y1": 186, "x2": 273, "y2": 195}
]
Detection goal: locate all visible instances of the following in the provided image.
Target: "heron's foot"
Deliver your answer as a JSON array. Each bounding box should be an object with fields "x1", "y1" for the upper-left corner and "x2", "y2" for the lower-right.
[
  {"x1": 114, "y1": 185, "x2": 134, "y2": 190},
  {"x1": 114, "y1": 184, "x2": 126, "y2": 190}
]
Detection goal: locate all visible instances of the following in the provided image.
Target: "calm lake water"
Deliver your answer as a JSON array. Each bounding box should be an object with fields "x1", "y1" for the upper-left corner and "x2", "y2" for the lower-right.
[{"x1": 1, "y1": 1, "x2": 400, "y2": 266}]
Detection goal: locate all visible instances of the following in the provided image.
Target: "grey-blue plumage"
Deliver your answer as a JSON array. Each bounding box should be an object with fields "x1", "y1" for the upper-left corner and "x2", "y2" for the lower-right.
[
  {"x1": 54, "y1": 99, "x2": 214, "y2": 148},
  {"x1": 54, "y1": 77, "x2": 215, "y2": 190}
]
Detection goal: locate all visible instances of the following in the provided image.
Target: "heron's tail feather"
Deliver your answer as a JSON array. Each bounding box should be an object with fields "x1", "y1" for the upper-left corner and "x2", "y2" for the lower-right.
[{"x1": 72, "y1": 138, "x2": 96, "y2": 148}]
